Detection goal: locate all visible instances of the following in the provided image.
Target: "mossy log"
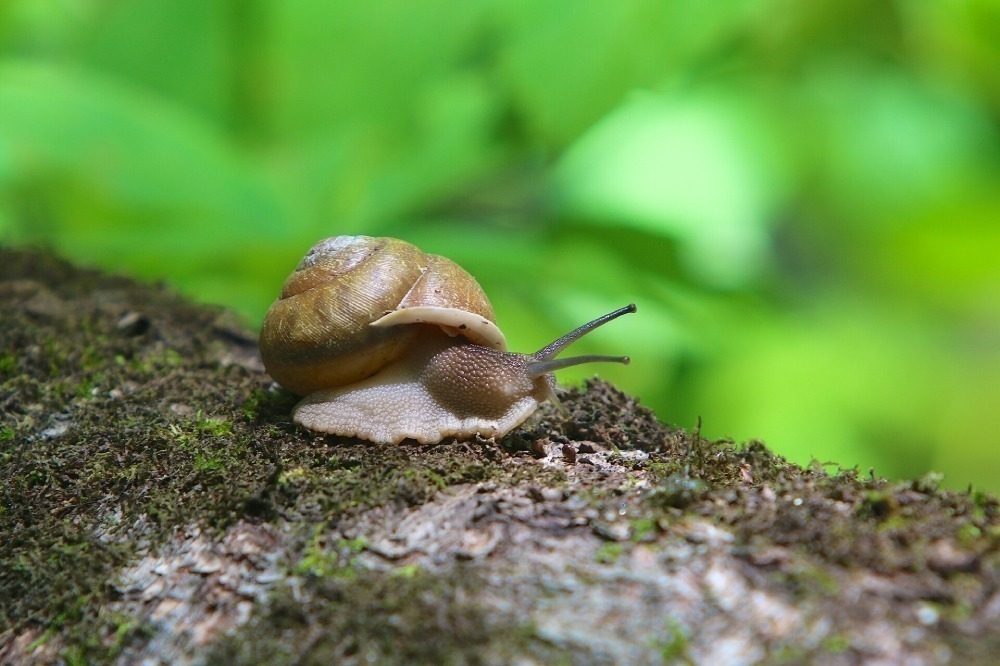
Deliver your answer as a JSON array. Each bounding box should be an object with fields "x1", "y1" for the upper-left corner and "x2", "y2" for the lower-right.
[{"x1": 1, "y1": 248, "x2": 998, "y2": 665}]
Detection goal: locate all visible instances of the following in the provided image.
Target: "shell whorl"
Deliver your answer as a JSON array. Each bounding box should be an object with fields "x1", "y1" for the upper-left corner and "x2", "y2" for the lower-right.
[{"x1": 259, "y1": 235, "x2": 506, "y2": 396}]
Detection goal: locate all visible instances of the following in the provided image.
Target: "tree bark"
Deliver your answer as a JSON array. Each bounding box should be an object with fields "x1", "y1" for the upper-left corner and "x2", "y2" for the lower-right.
[{"x1": 1, "y1": 248, "x2": 998, "y2": 665}]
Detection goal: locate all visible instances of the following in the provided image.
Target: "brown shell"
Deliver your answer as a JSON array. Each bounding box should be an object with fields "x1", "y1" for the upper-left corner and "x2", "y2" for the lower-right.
[{"x1": 259, "y1": 235, "x2": 506, "y2": 396}]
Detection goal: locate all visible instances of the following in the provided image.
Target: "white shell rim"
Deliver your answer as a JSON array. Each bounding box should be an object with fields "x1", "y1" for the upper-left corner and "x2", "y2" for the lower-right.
[{"x1": 370, "y1": 306, "x2": 507, "y2": 351}]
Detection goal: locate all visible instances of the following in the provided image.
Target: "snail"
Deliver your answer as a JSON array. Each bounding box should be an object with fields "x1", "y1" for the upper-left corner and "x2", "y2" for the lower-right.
[{"x1": 259, "y1": 235, "x2": 635, "y2": 444}]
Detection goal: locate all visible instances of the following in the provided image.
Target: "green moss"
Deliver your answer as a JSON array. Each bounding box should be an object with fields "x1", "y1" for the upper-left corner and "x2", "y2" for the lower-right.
[
  {"x1": 654, "y1": 620, "x2": 691, "y2": 663},
  {"x1": 196, "y1": 415, "x2": 235, "y2": 437},
  {"x1": 392, "y1": 563, "x2": 422, "y2": 578},
  {"x1": 26, "y1": 627, "x2": 58, "y2": 653},
  {"x1": 160, "y1": 349, "x2": 185, "y2": 367},
  {"x1": 771, "y1": 562, "x2": 841, "y2": 599},
  {"x1": 207, "y1": 568, "x2": 555, "y2": 665},
  {"x1": 770, "y1": 644, "x2": 808, "y2": 662},
  {"x1": 194, "y1": 453, "x2": 226, "y2": 473},
  {"x1": 296, "y1": 529, "x2": 368, "y2": 579},
  {"x1": 241, "y1": 389, "x2": 267, "y2": 421},
  {"x1": 4, "y1": 250, "x2": 1000, "y2": 663},
  {"x1": 0, "y1": 353, "x2": 17, "y2": 376},
  {"x1": 595, "y1": 541, "x2": 625, "y2": 564},
  {"x1": 0, "y1": 251, "x2": 286, "y2": 660},
  {"x1": 630, "y1": 517, "x2": 659, "y2": 542},
  {"x1": 276, "y1": 466, "x2": 308, "y2": 489},
  {"x1": 822, "y1": 634, "x2": 851, "y2": 653}
]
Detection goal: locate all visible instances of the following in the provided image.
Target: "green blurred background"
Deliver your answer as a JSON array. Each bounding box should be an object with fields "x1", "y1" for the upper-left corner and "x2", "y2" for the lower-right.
[{"x1": 1, "y1": 1, "x2": 998, "y2": 492}]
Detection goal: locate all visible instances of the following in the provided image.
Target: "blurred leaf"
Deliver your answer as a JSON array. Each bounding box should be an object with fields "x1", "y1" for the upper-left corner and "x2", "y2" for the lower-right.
[
  {"x1": 689, "y1": 299, "x2": 957, "y2": 480},
  {"x1": 799, "y1": 62, "x2": 1000, "y2": 224},
  {"x1": 897, "y1": 0, "x2": 1000, "y2": 108},
  {"x1": 555, "y1": 89, "x2": 788, "y2": 287},
  {"x1": 264, "y1": 1, "x2": 503, "y2": 229},
  {"x1": 0, "y1": 60, "x2": 285, "y2": 314},
  {"x1": 495, "y1": 0, "x2": 751, "y2": 143},
  {"x1": 76, "y1": 0, "x2": 234, "y2": 123}
]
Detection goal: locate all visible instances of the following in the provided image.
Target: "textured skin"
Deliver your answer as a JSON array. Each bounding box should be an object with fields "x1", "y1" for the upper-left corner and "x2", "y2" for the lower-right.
[
  {"x1": 292, "y1": 332, "x2": 552, "y2": 444},
  {"x1": 421, "y1": 344, "x2": 536, "y2": 419}
]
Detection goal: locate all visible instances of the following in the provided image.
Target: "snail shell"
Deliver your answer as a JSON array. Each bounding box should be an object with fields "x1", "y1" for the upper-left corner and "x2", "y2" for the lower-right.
[
  {"x1": 259, "y1": 235, "x2": 505, "y2": 396},
  {"x1": 259, "y1": 235, "x2": 634, "y2": 444}
]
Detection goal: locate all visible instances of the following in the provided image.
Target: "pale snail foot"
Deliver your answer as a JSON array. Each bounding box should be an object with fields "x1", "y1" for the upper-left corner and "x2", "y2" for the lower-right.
[{"x1": 292, "y1": 363, "x2": 540, "y2": 445}]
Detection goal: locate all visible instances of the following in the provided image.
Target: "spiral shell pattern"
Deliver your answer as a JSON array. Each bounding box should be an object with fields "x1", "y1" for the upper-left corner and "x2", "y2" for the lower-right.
[{"x1": 259, "y1": 235, "x2": 505, "y2": 396}]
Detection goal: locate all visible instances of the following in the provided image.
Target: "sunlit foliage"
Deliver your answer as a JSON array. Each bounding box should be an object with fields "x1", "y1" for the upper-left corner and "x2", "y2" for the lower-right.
[{"x1": 2, "y1": 0, "x2": 998, "y2": 491}]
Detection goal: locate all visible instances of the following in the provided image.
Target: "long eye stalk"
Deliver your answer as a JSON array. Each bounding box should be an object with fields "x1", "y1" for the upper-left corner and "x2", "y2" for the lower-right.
[{"x1": 527, "y1": 304, "x2": 636, "y2": 378}]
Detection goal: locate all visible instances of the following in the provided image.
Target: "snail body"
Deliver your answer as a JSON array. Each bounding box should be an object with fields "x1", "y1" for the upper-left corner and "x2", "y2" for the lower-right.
[{"x1": 259, "y1": 235, "x2": 634, "y2": 444}]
